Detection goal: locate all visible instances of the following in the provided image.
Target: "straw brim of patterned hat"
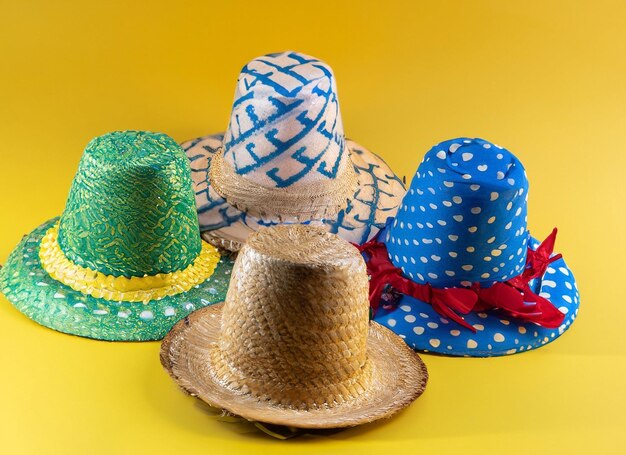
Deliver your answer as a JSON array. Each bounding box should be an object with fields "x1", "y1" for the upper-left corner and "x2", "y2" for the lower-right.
[
  {"x1": 0, "y1": 218, "x2": 234, "y2": 341},
  {"x1": 374, "y1": 235, "x2": 579, "y2": 356},
  {"x1": 183, "y1": 133, "x2": 405, "y2": 252},
  {"x1": 161, "y1": 303, "x2": 428, "y2": 428}
]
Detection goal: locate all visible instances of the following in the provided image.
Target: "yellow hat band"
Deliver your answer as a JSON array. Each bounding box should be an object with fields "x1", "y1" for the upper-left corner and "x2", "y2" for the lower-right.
[{"x1": 39, "y1": 223, "x2": 221, "y2": 303}]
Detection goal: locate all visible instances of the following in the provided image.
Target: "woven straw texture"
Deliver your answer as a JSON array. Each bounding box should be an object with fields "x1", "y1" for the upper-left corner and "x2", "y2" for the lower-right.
[
  {"x1": 161, "y1": 225, "x2": 428, "y2": 428},
  {"x1": 209, "y1": 149, "x2": 359, "y2": 221}
]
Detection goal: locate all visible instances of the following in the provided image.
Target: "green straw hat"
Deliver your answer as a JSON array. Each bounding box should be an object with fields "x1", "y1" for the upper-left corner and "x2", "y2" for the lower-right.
[{"x1": 0, "y1": 131, "x2": 233, "y2": 341}]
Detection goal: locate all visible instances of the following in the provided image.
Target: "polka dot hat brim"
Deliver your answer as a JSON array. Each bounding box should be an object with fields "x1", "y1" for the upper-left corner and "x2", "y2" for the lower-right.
[
  {"x1": 0, "y1": 218, "x2": 234, "y2": 341},
  {"x1": 373, "y1": 237, "x2": 579, "y2": 356}
]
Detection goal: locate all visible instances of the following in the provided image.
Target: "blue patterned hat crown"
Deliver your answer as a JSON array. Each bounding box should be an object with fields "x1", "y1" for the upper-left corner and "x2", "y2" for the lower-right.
[
  {"x1": 384, "y1": 138, "x2": 529, "y2": 287},
  {"x1": 222, "y1": 51, "x2": 349, "y2": 189}
]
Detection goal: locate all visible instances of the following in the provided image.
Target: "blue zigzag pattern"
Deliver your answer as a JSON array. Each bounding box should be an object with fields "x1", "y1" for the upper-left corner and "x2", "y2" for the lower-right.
[{"x1": 223, "y1": 52, "x2": 344, "y2": 188}]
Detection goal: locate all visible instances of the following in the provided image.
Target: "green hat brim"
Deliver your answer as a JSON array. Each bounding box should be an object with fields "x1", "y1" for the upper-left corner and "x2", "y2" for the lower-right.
[{"x1": 0, "y1": 218, "x2": 233, "y2": 341}]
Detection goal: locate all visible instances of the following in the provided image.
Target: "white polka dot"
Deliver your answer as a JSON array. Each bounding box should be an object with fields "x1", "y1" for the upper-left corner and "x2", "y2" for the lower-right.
[
  {"x1": 559, "y1": 267, "x2": 570, "y2": 276},
  {"x1": 449, "y1": 143, "x2": 461, "y2": 153},
  {"x1": 413, "y1": 326, "x2": 425, "y2": 335},
  {"x1": 420, "y1": 256, "x2": 428, "y2": 263},
  {"x1": 419, "y1": 313, "x2": 429, "y2": 318},
  {"x1": 427, "y1": 272, "x2": 438, "y2": 279},
  {"x1": 453, "y1": 196, "x2": 462, "y2": 204},
  {"x1": 496, "y1": 153, "x2": 503, "y2": 159},
  {"x1": 462, "y1": 153, "x2": 473, "y2": 161},
  {"x1": 473, "y1": 324, "x2": 484, "y2": 331},
  {"x1": 429, "y1": 203, "x2": 438, "y2": 209},
  {"x1": 507, "y1": 178, "x2": 515, "y2": 185},
  {"x1": 400, "y1": 305, "x2": 411, "y2": 312},
  {"x1": 470, "y1": 184, "x2": 480, "y2": 191},
  {"x1": 436, "y1": 150, "x2": 446, "y2": 159},
  {"x1": 481, "y1": 273, "x2": 490, "y2": 278},
  {"x1": 494, "y1": 333, "x2": 505, "y2": 342},
  {"x1": 471, "y1": 207, "x2": 481, "y2": 214},
  {"x1": 468, "y1": 226, "x2": 478, "y2": 233},
  {"x1": 427, "y1": 322, "x2": 439, "y2": 329},
  {"x1": 496, "y1": 171, "x2": 505, "y2": 180},
  {"x1": 443, "y1": 181, "x2": 454, "y2": 188},
  {"x1": 477, "y1": 164, "x2": 488, "y2": 172},
  {"x1": 429, "y1": 339, "x2": 441, "y2": 348},
  {"x1": 431, "y1": 255, "x2": 441, "y2": 261},
  {"x1": 487, "y1": 216, "x2": 496, "y2": 224},
  {"x1": 466, "y1": 246, "x2": 475, "y2": 252},
  {"x1": 505, "y1": 222, "x2": 512, "y2": 229},
  {"x1": 405, "y1": 314, "x2": 417, "y2": 323},
  {"x1": 506, "y1": 202, "x2": 513, "y2": 210},
  {"x1": 559, "y1": 306, "x2": 569, "y2": 314},
  {"x1": 462, "y1": 265, "x2": 473, "y2": 271},
  {"x1": 387, "y1": 319, "x2": 397, "y2": 327},
  {"x1": 445, "y1": 270, "x2": 455, "y2": 276},
  {"x1": 449, "y1": 252, "x2": 458, "y2": 258},
  {"x1": 490, "y1": 192, "x2": 499, "y2": 201},
  {"x1": 467, "y1": 339, "x2": 478, "y2": 349},
  {"x1": 542, "y1": 280, "x2": 557, "y2": 288},
  {"x1": 450, "y1": 330, "x2": 460, "y2": 336},
  {"x1": 164, "y1": 307, "x2": 176, "y2": 317},
  {"x1": 448, "y1": 234, "x2": 459, "y2": 241},
  {"x1": 437, "y1": 220, "x2": 447, "y2": 226},
  {"x1": 462, "y1": 174, "x2": 472, "y2": 180},
  {"x1": 453, "y1": 215, "x2": 463, "y2": 222},
  {"x1": 478, "y1": 313, "x2": 488, "y2": 318},
  {"x1": 518, "y1": 326, "x2": 527, "y2": 334},
  {"x1": 443, "y1": 200, "x2": 452, "y2": 207},
  {"x1": 562, "y1": 295, "x2": 573, "y2": 303},
  {"x1": 140, "y1": 310, "x2": 154, "y2": 320},
  {"x1": 515, "y1": 207, "x2": 522, "y2": 216}
]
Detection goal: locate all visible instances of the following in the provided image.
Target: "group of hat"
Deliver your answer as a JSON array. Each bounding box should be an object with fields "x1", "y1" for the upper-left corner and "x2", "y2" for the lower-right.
[{"x1": 0, "y1": 51, "x2": 579, "y2": 430}]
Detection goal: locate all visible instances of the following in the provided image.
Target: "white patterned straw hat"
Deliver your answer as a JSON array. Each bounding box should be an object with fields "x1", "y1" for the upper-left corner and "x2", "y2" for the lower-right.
[{"x1": 183, "y1": 51, "x2": 405, "y2": 252}]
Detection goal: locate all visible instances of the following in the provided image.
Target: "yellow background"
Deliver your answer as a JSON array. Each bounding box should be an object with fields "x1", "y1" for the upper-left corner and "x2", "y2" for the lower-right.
[{"x1": 1, "y1": 1, "x2": 624, "y2": 453}]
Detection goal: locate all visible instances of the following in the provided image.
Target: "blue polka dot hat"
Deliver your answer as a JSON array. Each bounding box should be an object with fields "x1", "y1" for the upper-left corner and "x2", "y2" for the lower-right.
[
  {"x1": 182, "y1": 51, "x2": 405, "y2": 252},
  {"x1": 357, "y1": 138, "x2": 579, "y2": 357}
]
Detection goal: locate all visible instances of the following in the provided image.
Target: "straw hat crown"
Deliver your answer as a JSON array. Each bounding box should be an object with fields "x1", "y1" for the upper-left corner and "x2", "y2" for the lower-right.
[
  {"x1": 213, "y1": 224, "x2": 371, "y2": 409},
  {"x1": 211, "y1": 51, "x2": 358, "y2": 220},
  {"x1": 58, "y1": 131, "x2": 202, "y2": 277}
]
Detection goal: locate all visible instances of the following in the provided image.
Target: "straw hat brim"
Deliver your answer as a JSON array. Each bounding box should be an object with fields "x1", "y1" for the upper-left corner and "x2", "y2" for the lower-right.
[
  {"x1": 0, "y1": 218, "x2": 234, "y2": 341},
  {"x1": 161, "y1": 303, "x2": 428, "y2": 429},
  {"x1": 182, "y1": 133, "x2": 406, "y2": 252},
  {"x1": 374, "y1": 236, "x2": 580, "y2": 356}
]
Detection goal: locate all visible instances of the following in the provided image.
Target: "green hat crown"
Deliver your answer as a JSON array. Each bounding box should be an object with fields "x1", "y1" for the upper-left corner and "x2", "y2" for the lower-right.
[{"x1": 57, "y1": 131, "x2": 201, "y2": 277}]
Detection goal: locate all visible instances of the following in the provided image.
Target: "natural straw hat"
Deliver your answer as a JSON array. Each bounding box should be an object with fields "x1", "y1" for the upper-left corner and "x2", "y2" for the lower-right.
[
  {"x1": 161, "y1": 224, "x2": 427, "y2": 428},
  {"x1": 0, "y1": 131, "x2": 233, "y2": 341},
  {"x1": 182, "y1": 51, "x2": 405, "y2": 252}
]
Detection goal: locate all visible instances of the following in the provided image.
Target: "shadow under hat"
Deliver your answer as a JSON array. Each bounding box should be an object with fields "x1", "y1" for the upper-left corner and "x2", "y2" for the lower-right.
[
  {"x1": 0, "y1": 131, "x2": 233, "y2": 341},
  {"x1": 361, "y1": 138, "x2": 579, "y2": 356},
  {"x1": 182, "y1": 51, "x2": 405, "y2": 252}
]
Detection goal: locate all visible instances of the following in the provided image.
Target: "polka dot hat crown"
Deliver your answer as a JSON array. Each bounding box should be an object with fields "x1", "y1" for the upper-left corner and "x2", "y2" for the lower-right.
[
  {"x1": 386, "y1": 137, "x2": 528, "y2": 286},
  {"x1": 357, "y1": 138, "x2": 580, "y2": 357}
]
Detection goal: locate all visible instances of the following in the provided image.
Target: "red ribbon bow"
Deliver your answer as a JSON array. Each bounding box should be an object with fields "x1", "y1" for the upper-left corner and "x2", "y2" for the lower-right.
[{"x1": 355, "y1": 228, "x2": 565, "y2": 332}]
